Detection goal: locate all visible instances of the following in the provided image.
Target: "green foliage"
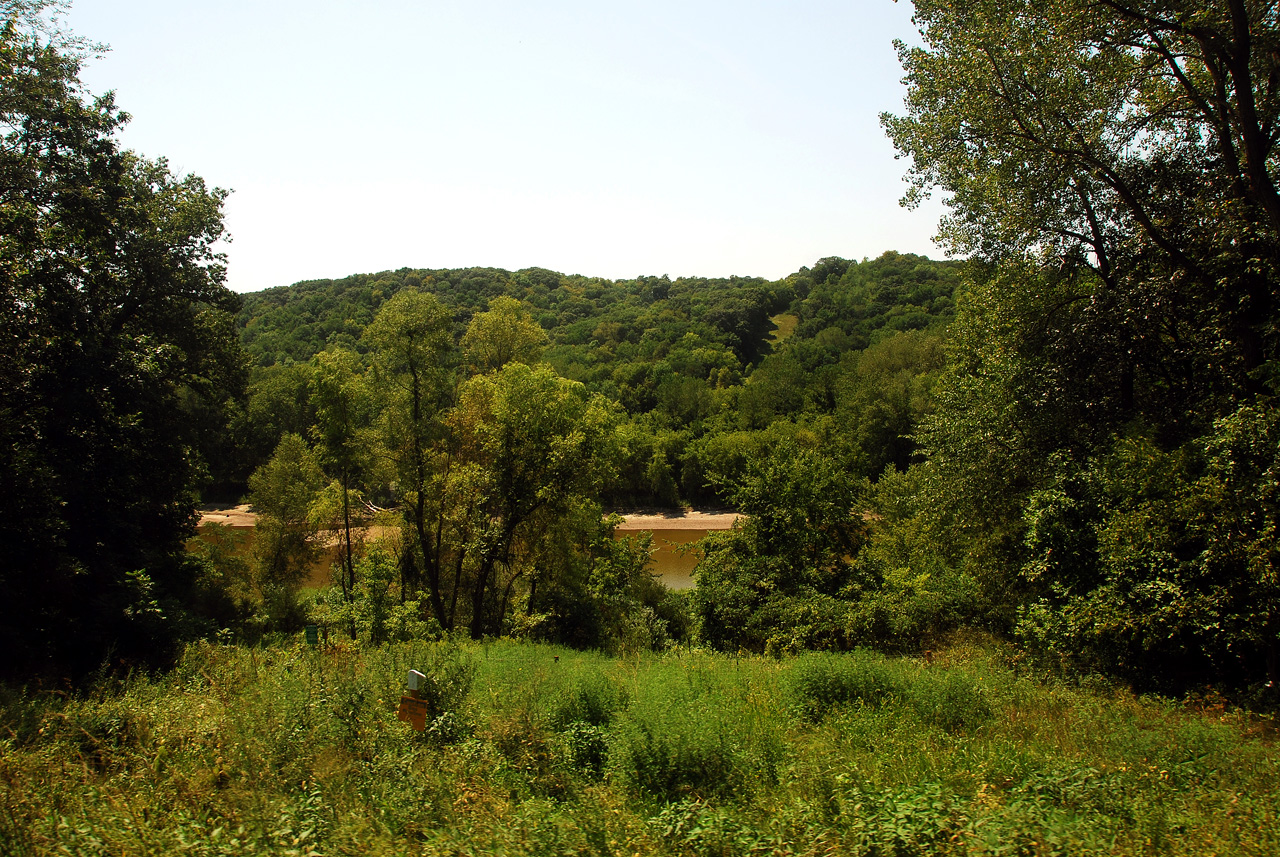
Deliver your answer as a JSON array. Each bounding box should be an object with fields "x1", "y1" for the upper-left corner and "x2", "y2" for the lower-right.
[
  {"x1": 247, "y1": 434, "x2": 325, "y2": 591},
  {"x1": 546, "y1": 669, "x2": 628, "y2": 730},
  {"x1": 0, "y1": 14, "x2": 243, "y2": 678},
  {"x1": 837, "y1": 330, "x2": 948, "y2": 477},
  {"x1": 608, "y1": 658, "x2": 783, "y2": 804},
  {"x1": 361, "y1": 288, "x2": 458, "y2": 628},
  {"x1": 587, "y1": 526, "x2": 683, "y2": 653},
  {"x1": 231, "y1": 254, "x2": 958, "y2": 514},
  {"x1": 786, "y1": 651, "x2": 908, "y2": 722},
  {"x1": 462, "y1": 295, "x2": 548, "y2": 373},
  {"x1": 910, "y1": 669, "x2": 994, "y2": 733},
  {"x1": 238, "y1": 362, "x2": 316, "y2": 488},
  {"x1": 5, "y1": 639, "x2": 1276, "y2": 855},
  {"x1": 843, "y1": 465, "x2": 986, "y2": 652},
  {"x1": 453, "y1": 362, "x2": 621, "y2": 638},
  {"x1": 308, "y1": 346, "x2": 375, "y2": 604},
  {"x1": 692, "y1": 441, "x2": 867, "y2": 653},
  {"x1": 1013, "y1": 420, "x2": 1280, "y2": 690},
  {"x1": 883, "y1": 0, "x2": 1280, "y2": 692},
  {"x1": 182, "y1": 524, "x2": 253, "y2": 636},
  {"x1": 792, "y1": 252, "x2": 961, "y2": 347},
  {"x1": 915, "y1": 263, "x2": 1280, "y2": 690},
  {"x1": 309, "y1": 543, "x2": 441, "y2": 647}
]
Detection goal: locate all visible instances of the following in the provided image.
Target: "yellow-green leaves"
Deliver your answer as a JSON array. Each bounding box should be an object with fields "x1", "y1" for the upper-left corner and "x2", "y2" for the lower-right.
[{"x1": 462, "y1": 295, "x2": 549, "y2": 374}]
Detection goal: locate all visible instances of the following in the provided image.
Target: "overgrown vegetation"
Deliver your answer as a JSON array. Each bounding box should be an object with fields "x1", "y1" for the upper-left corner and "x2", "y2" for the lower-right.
[{"x1": 1, "y1": 638, "x2": 1275, "y2": 856}]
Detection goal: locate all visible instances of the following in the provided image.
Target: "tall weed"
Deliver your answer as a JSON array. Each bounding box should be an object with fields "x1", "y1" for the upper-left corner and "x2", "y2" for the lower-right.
[
  {"x1": 785, "y1": 650, "x2": 908, "y2": 722},
  {"x1": 2, "y1": 638, "x2": 1278, "y2": 855},
  {"x1": 910, "y1": 669, "x2": 994, "y2": 732},
  {"x1": 609, "y1": 657, "x2": 782, "y2": 803}
]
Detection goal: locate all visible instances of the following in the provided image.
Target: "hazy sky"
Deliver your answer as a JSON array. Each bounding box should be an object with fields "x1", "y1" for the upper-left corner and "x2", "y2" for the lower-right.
[{"x1": 63, "y1": 1, "x2": 946, "y2": 293}]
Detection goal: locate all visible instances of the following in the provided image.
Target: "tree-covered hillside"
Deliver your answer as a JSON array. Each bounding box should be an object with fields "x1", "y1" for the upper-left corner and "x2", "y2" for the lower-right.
[
  {"x1": 223, "y1": 253, "x2": 960, "y2": 510},
  {"x1": 174, "y1": 253, "x2": 961, "y2": 660}
]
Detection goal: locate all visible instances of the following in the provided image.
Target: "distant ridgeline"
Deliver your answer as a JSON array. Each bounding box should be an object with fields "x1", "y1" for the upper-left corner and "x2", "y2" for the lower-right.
[
  {"x1": 229, "y1": 252, "x2": 961, "y2": 505},
  {"x1": 238, "y1": 252, "x2": 960, "y2": 369}
]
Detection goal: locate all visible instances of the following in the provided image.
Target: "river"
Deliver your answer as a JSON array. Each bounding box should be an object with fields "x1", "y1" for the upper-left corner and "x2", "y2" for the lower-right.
[{"x1": 196, "y1": 507, "x2": 739, "y2": 591}]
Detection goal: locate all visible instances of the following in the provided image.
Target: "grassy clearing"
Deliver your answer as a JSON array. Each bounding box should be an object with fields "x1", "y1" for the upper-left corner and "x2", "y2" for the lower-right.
[
  {"x1": 767, "y1": 313, "x2": 799, "y2": 347},
  {"x1": 1, "y1": 638, "x2": 1276, "y2": 855}
]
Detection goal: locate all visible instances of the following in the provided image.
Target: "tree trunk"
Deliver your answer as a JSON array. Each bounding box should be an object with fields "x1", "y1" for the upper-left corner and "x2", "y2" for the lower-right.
[{"x1": 469, "y1": 556, "x2": 492, "y2": 639}]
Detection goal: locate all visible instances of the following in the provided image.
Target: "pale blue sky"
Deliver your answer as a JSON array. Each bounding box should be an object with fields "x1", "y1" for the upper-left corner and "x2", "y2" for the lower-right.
[{"x1": 65, "y1": 1, "x2": 945, "y2": 293}]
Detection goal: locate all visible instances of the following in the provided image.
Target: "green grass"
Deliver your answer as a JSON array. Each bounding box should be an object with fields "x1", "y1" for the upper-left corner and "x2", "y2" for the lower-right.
[
  {"x1": 767, "y1": 312, "x2": 799, "y2": 346},
  {"x1": 1, "y1": 637, "x2": 1276, "y2": 855}
]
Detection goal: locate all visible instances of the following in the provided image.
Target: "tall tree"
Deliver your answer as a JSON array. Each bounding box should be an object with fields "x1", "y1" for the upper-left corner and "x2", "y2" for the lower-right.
[
  {"x1": 246, "y1": 433, "x2": 326, "y2": 627},
  {"x1": 450, "y1": 363, "x2": 618, "y2": 638},
  {"x1": 884, "y1": 0, "x2": 1280, "y2": 687},
  {"x1": 884, "y1": 0, "x2": 1280, "y2": 409},
  {"x1": 461, "y1": 295, "x2": 548, "y2": 374},
  {"x1": 0, "y1": 12, "x2": 242, "y2": 677},
  {"x1": 310, "y1": 347, "x2": 372, "y2": 604},
  {"x1": 363, "y1": 289, "x2": 457, "y2": 626}
]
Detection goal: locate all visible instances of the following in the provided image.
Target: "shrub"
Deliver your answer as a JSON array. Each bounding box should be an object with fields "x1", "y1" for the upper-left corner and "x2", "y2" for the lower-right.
[
  {"x1": 547, "y1": 670, "x2": 628, "y2": 730},
  {"x1": 611, "y1": 715, "x2": 755, "y2": 802},
  {"x1": 610, "y1": 666, "x2": 781, "y2": 803},
  {"x1": 785, "y1": 651, "x2": 907, "y2": 722},
  {"x1": 561, "y1": 721, "x2": 610, "y2": 778},
  {"x1": 908, "y1": 669, "x2": 993, "y2": 732}
]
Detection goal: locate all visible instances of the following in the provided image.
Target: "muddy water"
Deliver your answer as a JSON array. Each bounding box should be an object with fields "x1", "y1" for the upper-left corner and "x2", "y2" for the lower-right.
[
  {"x1": 195, "y1": 508, "x2": 728, "y2": 591},
  {"x1": 302, "y1": 528, "x2": 717, "y2": 591},
  {"x1": 616, "y1": 529, "x2": 709, "y2": 591},
  {"x1": 190, "y1": 523, "x2": 388, "y2": 590}
]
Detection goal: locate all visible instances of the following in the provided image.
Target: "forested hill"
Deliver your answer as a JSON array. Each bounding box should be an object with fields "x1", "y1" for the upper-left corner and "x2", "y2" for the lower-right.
[
  {"x1": 237, "y1": 252, "x2": 960, "y2": 370},
  {"x1": 227, "y1": 252, "x2": 961, "y2": 507}
]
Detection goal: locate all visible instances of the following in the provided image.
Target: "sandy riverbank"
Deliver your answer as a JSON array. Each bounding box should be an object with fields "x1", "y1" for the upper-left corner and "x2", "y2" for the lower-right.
[
  {"x1": 612, "y1": 510, "x2": 739, "y2": 531},
  {"x1": 198, "y1": 504, "x2": 257, "y2": 528},
  {"x1": 200, "y1": 505, "x2": 739, "y2": 532}
]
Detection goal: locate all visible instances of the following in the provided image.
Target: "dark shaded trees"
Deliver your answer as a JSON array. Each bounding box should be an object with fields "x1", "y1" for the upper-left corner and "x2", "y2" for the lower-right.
[{"x1": 0, "y1": 15, "x2": 242, "y2": 678}]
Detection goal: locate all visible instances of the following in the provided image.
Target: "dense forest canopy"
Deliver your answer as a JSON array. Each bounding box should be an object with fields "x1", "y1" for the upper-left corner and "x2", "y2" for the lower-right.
[
  {"x1": 221, "y1": 253, "x2": 960, "y2": 510},
  {"x1": 200, "y1": 253, "x2": 961, "y2": 660}
]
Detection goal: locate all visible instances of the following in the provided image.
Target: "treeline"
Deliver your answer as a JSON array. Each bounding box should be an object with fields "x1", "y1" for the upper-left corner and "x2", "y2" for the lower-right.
[
  {"x1": 197, "y1": 253, "x2": 960, "y2": 657},
  {"x1": 215, "y1": 253, "x2": 959, "y2": 512}
]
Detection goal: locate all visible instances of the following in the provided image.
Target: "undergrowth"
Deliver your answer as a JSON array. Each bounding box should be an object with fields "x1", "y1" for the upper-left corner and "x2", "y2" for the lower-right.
[{"x1": 0, "y1": 637, "x2": 1275, "y2": 855}]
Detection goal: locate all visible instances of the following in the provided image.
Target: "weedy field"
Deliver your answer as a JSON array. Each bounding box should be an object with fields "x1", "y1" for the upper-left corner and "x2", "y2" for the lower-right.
[{"x1": 0, "y1": 637, "x2": 1276, "y2": 856}]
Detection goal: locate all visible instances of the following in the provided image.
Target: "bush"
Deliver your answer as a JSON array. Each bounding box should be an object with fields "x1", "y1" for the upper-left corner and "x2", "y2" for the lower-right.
[
  {"x1": 561, "y1": 721, "x2": 610, "y2": 778},
  {"x1": 785, "y1": 651, "x2": 908, "y2": 722},
  {"x1": 308, "y1": 545, "x2": 442, "y2": 646},
  {"x1": 609, "y1": 664, "x2": 781, "y2": 803},
  {"x1": 909, "y1": 669, "x2": 993, "y2": 732},
  {"x1": 547, "y1": 670, "x2": 628, "y2": 730}
]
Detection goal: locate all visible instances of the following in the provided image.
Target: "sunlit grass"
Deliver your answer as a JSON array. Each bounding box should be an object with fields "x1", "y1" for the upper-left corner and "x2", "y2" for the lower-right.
[
  {"x1": 767, "y1": 312, "x2": 799, "y2": 347},
  {"x1": 1, "y1": 637, "x2": 1276, "y2": 855}
]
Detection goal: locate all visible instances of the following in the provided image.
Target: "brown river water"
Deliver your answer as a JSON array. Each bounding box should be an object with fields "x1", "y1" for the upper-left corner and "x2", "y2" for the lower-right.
[{"x1": 196, "y1": 507, "x2": 738, "y2": 591}]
